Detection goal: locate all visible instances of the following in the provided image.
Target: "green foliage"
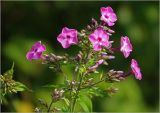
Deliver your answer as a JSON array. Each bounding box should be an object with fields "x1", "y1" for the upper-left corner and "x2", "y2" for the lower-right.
[
  {"x1": 87, "y1": 87, "x2": 107, "y2": 97},
  {"x1": 78, "y1": 94, "x2": 92, "y2": 112},
  {"x1": 0, "y1": 63, "x2": 30, "y2": 103},
  {"x1": 14, "y1": 82, "x2": 29, "y2": 92}
]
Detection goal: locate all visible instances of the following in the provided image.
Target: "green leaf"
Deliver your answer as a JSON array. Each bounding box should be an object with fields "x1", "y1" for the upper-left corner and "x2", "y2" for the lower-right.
[
  {"x1": 3, "y1": 62, "x2": 14, "y2": 79},
  {"x1": 100, "y1": 71, "x2": 104, "y2": 80},
  {"x1": 14, "y1": 82, "x2": 30, "y2": 92},
  {"x1": 87, "y1": 87, "x2": 107, "y2": 97},
  {"x1": 94, "y1": 71, "x2": 99, "y2": 74},
  {"x1": 103, "y1": 61, "x2": 108, "y2": 65},
  {"x1": 62, "y1": 97, "x2": 70, "y2": 107},
  {"x1": 78, "y1": 94, "x2": 92, "y2": 112}
]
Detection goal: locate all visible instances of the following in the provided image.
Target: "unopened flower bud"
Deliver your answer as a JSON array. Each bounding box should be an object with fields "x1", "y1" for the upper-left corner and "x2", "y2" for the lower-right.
[
  {"x1": 11, "y1": 89, "x2": 17, "y2": 93},
  {"x1": 116, "y1": 71, "x2": 124, "y2": 74},
  {"x1": 107, "y1": 55, "x2": 115, "y2": 59},
  {"x1": 106, "y1": 69, "x2": 125, "y2": 82},
  {"x1": 35, "y1": 107, "x2": 40, "y2": 112},
  {"x1": 88, "y1": 60, "x2": 104, "y2": 72},
  {"x1": 87, "y1": 25, "x2": 92, "y2": 31},
  {"x1": 88, "y1": 65, "x2": 98, "y2": 72},
  {"x1": 51, "y1": 53, "x2": 56, "y2": 58},
  {"x1": 52, "y1": 89, "x2": 64, "y2": 101},
  {"x1": 56, "y1": 56, "x2": 64, "y2": 60},
  {"x1": 88, "y1": 78, "x2": 93, "y2": 82},
  {"x1": 101, "y1": 52, "x2": 108, "y2": 59},
  {"x1": 44, "y1": 54, "x2": 49, "y2": 59},
  {"x1": 50, "y1": 53, "x2": 65, "y2": 62},
  {"x1": 75, "y1": 51, "x2": 83, "y2": 61},
  {"x1": 107, "y1": 87, "x2": 118, "y2": 94},
  {"x1": 109, "y1": 69, "x2": 115, "y2": 73},
  {"x1": 70, "y1": 80, "x2": 77, "y2": 86},
  {"x1": 81, "y1": 29, "x2": 86, "y2": 34},
  {"x1": 119, "y1": 77, "x2": 125, "y2": 80},
  {"x1": 109, "y1": 41, "x2": 114, "y2": 44},
  {"x1": 91, "y1": 18, "x2": 98, "y2": 26},
  {"x1": 50, "y1": 57, "x2": 55, "y2": 62},
  {"x1": 108, "y1": 29, "x2": 115, "y2": 33},
  {"x1": 107, "y1": 32, "x2": 112, "y2": 36},
  {"x1": 101, "y1": 52, "x2": 107, "y2": 55},
  {"x1": 97, "y1": 59, "x2": 104, "y2": 65},
  {"x1": 84, "y1": 78, "x2": 93, "y2": 86}
]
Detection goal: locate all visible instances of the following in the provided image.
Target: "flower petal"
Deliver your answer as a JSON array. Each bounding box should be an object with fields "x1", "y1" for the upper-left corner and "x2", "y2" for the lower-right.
[{"x1": 131, "y1": 59, "x2": 142, "y2": 80}]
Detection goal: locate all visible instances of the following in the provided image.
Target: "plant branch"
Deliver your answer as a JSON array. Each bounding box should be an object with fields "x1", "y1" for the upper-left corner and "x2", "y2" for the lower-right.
[
  {"x1": 47, "y1": 99, "x2": 54, "y2": 112},
  {"x1": 71, "y1": 47, "x2": 92, "y2": 112},
  {"x1": 71, "y1": 73, "x2": 84, "y2": 112},
  {"x1": 80, "y1": 79, "x2": 105, "y2": 90}
]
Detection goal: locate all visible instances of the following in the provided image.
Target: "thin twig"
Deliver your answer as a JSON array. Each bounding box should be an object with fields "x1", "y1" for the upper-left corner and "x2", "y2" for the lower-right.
[
  {"x1": 80, "y1": 79, "x2": 105, "y2": 90},
  {"x1": 47, "y1": 100, "x2": 54, "y2": 112}
]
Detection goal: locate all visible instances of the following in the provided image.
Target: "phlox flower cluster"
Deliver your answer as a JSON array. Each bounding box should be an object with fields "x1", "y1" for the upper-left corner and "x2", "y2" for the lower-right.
[{"x1": 26, "y1": 6, "x2": 142, "y2": 80}]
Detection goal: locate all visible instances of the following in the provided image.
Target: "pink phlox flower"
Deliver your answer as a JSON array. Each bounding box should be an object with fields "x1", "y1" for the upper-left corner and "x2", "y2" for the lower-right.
[
  {"x1": 57, "y1": 27, "x2": 78, "y2": 48},
  {"x1": 120, "y1": 36, "x2": 133, "y2": 58},
  {"x1": 131, "y1": 59, "x2": 142, "y2": 80},
  {"x1": 26, "y1": 41, "x2": 46, "y2": 60},
  {"x1": 100, "y1": 6, "x2": 117, "y2": 26},
  {"x1": 89, "y1": 28, "x2": 110, "y2": 51}
]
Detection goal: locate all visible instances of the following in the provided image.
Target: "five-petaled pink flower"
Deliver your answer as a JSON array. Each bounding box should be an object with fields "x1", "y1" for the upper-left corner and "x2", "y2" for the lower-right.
[
  {"x1": 120, "y1": 36, "x2": 133, "y2": 58},
  {"x1": 57, "y1": 27, "x2": 78, "y2": 48},
  {"x1": 26, "y1": 41, "x2": 46, "y2": 61},
  {"x1": 131, "y1": 59, "x2": 142, "y2": 80},
  {"x1": 100, "y1": 6, "x2": 117, "y2": 26},
  {"x1": 89, "y1": 28, "x2": 110, "y2": 51}
]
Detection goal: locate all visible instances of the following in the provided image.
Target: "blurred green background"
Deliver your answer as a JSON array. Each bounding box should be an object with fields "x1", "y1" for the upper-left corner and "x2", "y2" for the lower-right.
[{"x1": 1, "y1": 1, "x2": 159, "y2": 112}]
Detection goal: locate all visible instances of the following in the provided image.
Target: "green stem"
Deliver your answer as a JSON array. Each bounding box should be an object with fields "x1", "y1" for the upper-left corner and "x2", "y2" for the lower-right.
[
  {"x1": 80, "y1": 79, "x2": 105, "y2": 90},
  {"x1": 69, "y1": 85, "x2": 73, "y2": 112},
  {"x1": 71, "y1": 73, "x2": 84, "y2": 112},
  {"x1": 70, "y1": 79, "x2": 105, "y2": 112},
  {"x1": 47, "y1": 100, "x2": 54, "y2": 112},
  {"x1": 69, "y1": 64, "x2": 80, "y2": 112},
  {"x1": 59, "y1": 66, "x2": 67, "y2": 80},
  {"x1": 71, "y1": 48, "x2": 90, "y2": 112}
]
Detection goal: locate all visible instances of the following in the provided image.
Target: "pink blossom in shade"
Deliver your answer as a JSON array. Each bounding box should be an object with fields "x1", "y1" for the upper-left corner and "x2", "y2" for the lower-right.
[
  {"x1": 120, "y1": 36, "x2": 133, "y2": 58},
  {"x1": 57, "y1": 27, "x2": 78, "y2": 48},
  {"x1": 26, "y1": 41, "x2": 46, "y2": 61},
  {"x1": 131, "y1": 59, "x2": 142, "y2": 80},
  {"x1": 89, "y1": 28, "x2": 110, "y2": 51},
  {"x1": 100, "y1": 6, "x2": 117, "y2": 26}
]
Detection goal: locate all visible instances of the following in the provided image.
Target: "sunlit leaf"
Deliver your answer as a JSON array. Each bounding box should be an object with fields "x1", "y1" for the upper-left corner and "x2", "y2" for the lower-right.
[
  {"x1": 14, "y1": 82, "x2": 30, "y2": 92},
  {"x1": 78, "y1": 94, "x2": 92, "y2": 112},
  {"x1": 85, "y1": 87, "x2": 108, "y2": 97},
  {"x1": 62, "y1": 97, "x2": 70, "y2": 107},
  {"x1": 100, "y1": 71, "x2": 104, "y2": 80}
]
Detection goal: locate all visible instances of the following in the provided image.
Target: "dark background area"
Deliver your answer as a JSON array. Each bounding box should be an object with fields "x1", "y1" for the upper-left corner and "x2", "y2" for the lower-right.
[{"x1": 1, "y1": 1, "x2": 159, "y2": 112}]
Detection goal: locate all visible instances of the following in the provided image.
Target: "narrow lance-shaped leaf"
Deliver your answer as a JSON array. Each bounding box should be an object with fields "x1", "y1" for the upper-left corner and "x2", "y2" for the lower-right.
[
  {"x1": 78, "y1": 94, "x2": 92, "y2": 112},
  {"x1": 3, "y1": 62, "x2": 14, "y2": 79},
  {"x1": 14, "y1": 82, "x2": 30, "y2": 92}
]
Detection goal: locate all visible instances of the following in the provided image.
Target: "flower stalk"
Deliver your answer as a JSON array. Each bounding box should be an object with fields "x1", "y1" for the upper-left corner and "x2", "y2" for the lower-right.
[{"x1": 47, "y1": 100, "x2": 54, "y2": 112}]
